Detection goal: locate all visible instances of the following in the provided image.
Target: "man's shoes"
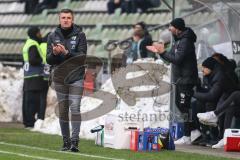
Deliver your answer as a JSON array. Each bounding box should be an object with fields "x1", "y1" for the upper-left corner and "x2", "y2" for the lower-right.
[
  {"x1": 198, "y1": 138, "x2": 210, "y2": 146},
  {"x1": 212, "y1": 139, "x2": 224, "y2": 149},
  {"x1": 191, "y1": 129, "x2": 201, "y2": 142},
  {"x1": 70, "y1": 140, "x2": 79, "y2": 152},
  {"x1": 61, "y1": 137, "x2": 71, "y2": 151},
  {"x1": 197, "y1": 111, "x2": 218, "y2": 126},
  {"x1": 191, "y1": 136, "x2": 206, "y2": 145},
  {"x1": 206, "y1": 139, "x2": 219, "y2": 147},
  {"x1": 174, "y1": 136, "x2": 191, "y2": 145}
]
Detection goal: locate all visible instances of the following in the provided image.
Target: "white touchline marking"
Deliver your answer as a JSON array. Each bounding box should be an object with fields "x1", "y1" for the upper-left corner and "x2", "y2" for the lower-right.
[
  {"x1": 0, "y1": 142, "x2": 125, "y2": 160},
  {"x1": 0, "y1": 150, "x2": 59, "y2": 160}
]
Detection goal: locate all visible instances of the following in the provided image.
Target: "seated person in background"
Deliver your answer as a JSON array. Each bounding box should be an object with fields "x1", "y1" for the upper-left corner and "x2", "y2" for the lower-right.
[
  {"x1": 191, "y1": 58, "x2": 222, "y2": 147},
  {"x1": 108, "y1": 0, "x2": 161, "y2": 14},
  {"x1": 194, "y1": 57, "x2": 238, "y2": 148},
  {"x1": 126, "y1": 29, "x2": 145, "y2": 64},
  {"x1": 107, "y1": 0, "x2": 123, "y2": 14},
  {"x1": 131, "y1": 0, "x2": 161, "y2": 13},
  {"x1": 34, "y1": 0, "x2": 59, "y2": 14},
  {"x1": 133, "y1": 22, "x2": 153, "y2": 46},
  {"x1": 212, "y1": 53, "x2": 239, "y2": 84},
  {"x1": 20, "y1": 0, "x2": 39, "y2": 14},
  {"x1": 125, "y1": 22, "x2": 154, "y2": 64},
  {"x1": 133, "y1": 22, "x2": 153, "y2": 57}
]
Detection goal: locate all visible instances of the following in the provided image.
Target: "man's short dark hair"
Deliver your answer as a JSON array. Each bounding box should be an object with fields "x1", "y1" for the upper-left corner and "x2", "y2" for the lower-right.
[{"x1": 60, "y1": 9, "x2": 74, "y2": 15}]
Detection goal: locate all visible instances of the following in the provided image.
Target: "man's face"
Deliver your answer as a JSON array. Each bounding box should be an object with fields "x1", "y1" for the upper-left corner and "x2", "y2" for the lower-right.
[
  {"x1": 168, "y1": 25, "x2": 179, "y2": 36},
  {"x1": 202, "y1": 66, "x2": 211, "y2": 76},
  {"x1": 59, "y1": 12, "x2": 73, "y2": 29},
  {"x1": 36, "y1": 31, "x2": 42, "y2": 39}
]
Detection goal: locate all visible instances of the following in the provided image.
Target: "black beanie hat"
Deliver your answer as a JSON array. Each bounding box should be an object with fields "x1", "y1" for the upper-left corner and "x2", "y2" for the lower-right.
[
  {"x1": 202, "y1": 57, "x2": 217, "y2": 70},
  {"x1": 27, "y1": 26, "x2": 40, "y2": 38},
  {"x1": 170, "y1": 18, "x2": 185, "y2": 31}
]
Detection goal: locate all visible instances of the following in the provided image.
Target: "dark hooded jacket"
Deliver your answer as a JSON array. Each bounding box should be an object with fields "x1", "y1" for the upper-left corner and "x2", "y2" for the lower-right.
[
  {"x1": 160, "y1": 27, "x2": 198, "y2": 85},
  {"x1": 194, "y1": 66, "x2": 238, "y2": 104},
  {"x1": 46, "y1": 24, "x2": 87, "y2": 84}
]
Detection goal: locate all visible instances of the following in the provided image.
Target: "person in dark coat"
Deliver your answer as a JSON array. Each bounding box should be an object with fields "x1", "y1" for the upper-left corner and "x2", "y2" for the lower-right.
[
  {"x1": 107, "y1": 0, "x2": 123, "y2": 14},
  {"x1": 47, "y1": 9, "x2": 87, "y2": 152},
  {"x1": 195, "y1": 57, "x2": 238, "y2": 148},
  {"x1": 22, "y1": 27, "x2": 44, "y2": 128},
  {"x1": 20, "y1": 0, "x2": 39, "y2": 14},
  {"x1": 147, "y1": 18, "x2": 198, "y2": 144}
]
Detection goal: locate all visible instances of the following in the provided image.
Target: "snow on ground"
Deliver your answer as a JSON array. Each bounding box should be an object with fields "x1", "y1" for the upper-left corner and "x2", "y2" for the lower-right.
[
  {"x1": 0, "y1": 63, "x2": 23, "y2": 122},
  {"x1": 0, "y1": 59, "x2": 171, "y2": 140}
]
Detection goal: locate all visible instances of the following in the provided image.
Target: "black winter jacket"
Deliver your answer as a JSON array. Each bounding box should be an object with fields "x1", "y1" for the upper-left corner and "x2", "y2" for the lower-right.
[
  {"x1": 47, "y1": 24, "x2": 87, "y2": 65},
  {"x1": 193, "y1": 67, "x2": 238, "y2": 103},
  {"x1": 46, "y1": 24, "x2": 87, "y2": 84},
  {"x1": 160, "y1": 27, "x2": 198, "y2": 85}
]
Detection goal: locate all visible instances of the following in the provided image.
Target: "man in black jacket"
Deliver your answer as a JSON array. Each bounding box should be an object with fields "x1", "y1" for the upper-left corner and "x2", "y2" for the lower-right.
[
  {"x1": 47, "y1": 9, "x2": 87, "y2": 152},
  {"x1": 147, "y1": 18, "x2": 198, "y2": 144}
]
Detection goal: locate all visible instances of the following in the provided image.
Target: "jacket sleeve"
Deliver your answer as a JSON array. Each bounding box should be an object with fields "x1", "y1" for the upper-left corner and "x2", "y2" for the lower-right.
[
  {"x1": 46, "y1": 34, "x2": 63, "y2": 65},
  {"x1": 160, "y1": 38, "x2": 189, "y2": 65},
  {"x1": 70, "y1": 32, "x2": 87, "y2": 57},
  {"x1": 193, "y1": 82, "x2": 223, "y2": 102},
  {"x1": 140, "y1": 36, "x2": 153, "y2": 58},
  {"x1": 28, "y1": 46, "x2": 42, "y2": 66}
]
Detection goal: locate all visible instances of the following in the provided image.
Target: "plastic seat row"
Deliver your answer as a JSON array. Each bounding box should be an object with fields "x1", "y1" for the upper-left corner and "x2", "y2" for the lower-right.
[
  {"x1": 0, "y1": 2, "x2": 24, "y2": 13},
  {"x1": 0, "y1": 26, "x2": 162, "y2": 42},
  {"x1": 0, "y1": 41, "x2": 123, "y2": 59},
  {"x1": 26, "y1": 12, "x2": 171, "y2": 25},
  {"x1": 0, "y1": 11, "x2": 216, "y2": 26},
  {"x1": 56, "y1": 0, "x2": 107, "y2": 11}
]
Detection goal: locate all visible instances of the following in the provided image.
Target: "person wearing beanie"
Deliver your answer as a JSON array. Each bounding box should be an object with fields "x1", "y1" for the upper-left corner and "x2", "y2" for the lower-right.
[
  {"x1": 201, "y1": 57, "x2": 217, "y2": 76},
  {"x1": 193, "y1": 56, "x2": 238, "y2": 148},
  {"x1": 170, "y1": 18, "x2": 186, "y2": 31},
  {"x1": 47, "y1": 9, "x2": 87, "y2": 152},
  {"x1": 22, "y1": 26, "x2": 44, "y2": 128},
  {"x1": 147, "y1": 17, "x2": 198, "y2": 145}
]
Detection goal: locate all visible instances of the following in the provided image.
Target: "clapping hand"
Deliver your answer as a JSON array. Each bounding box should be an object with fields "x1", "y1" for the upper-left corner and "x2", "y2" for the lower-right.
[
  {"x1": 146, "y1": 42, "x2": 165, "y2": 54},
  {"x1": 52, "y1": 43, "x2": 69, "y2": 56}
]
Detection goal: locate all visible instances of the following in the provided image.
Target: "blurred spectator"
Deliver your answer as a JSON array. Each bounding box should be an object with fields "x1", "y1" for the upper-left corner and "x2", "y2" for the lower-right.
[
  {"x1": 133, "y1": 22, "x2": 154, "y2": 58},
  {"x1": 133, "y1": 22, "x2": 153, "y2": 46},
  {"x1": 107, "y1": 0, "x2": 161, "y2": 14},
  {"x1": 20, "y1": 0, "x2": 39, "y2": 14},
  {"x1": 132, "y1": 0, "x2": 161, "y2": 13},
  {"x1": 107, "y1": 0, "x2": 122, "y2": 14},
  {"x1": 126, "y1": 29, "x2": 145, "y2": 64},
  {"x1": 34, "y1": 0, "x2": 59, "y2": 14},
  {"x1": 125, "y1": 22, "x2": 154, "y2": 64}
]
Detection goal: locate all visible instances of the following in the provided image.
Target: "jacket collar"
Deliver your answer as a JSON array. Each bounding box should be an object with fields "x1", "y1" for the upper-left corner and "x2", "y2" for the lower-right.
[{"x1": 55, "y1": 24, "x2": 81, "y2": 38}]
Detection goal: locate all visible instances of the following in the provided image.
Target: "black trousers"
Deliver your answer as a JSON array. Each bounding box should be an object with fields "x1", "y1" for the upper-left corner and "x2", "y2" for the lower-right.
[
  {"x1": 214, "y1": 91, "x2": 240, "y2": 138},
  {"x1": 175, "y1": 84, "x2": 194, "y2": 136},
  {"x1": 192, "y1": 100, "x2": 219, "y2": 141},
  {"x1": 39, "y1": 85, "x2": 48, "y2": 120},
  {"x1": 22, "y1": 90, "x2": 41, "y2": 127},
  {"x1": 24, "y1": 0, "x2": 39, "y2": 14}
]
